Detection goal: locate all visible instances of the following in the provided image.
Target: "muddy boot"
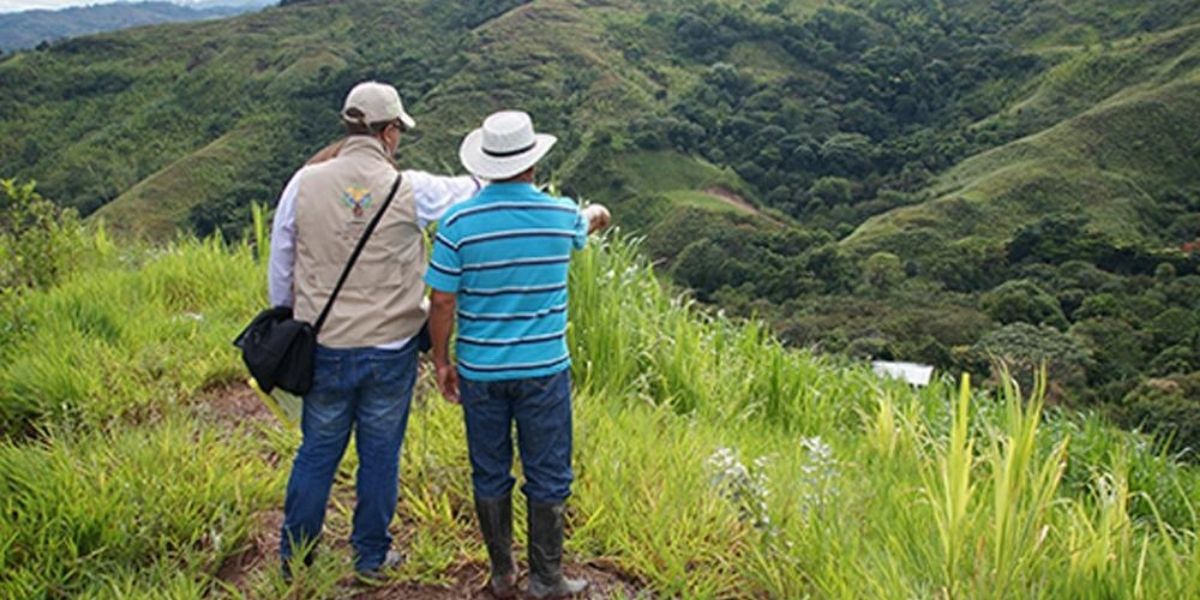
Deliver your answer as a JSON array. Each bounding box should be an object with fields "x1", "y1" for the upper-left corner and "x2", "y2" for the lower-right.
[
  {"x1": 476, "y1": 494, "x2": 518, "y2": 598},
  {"x1": 526, "y1": 501, "x2": 588, "y2": 599}
]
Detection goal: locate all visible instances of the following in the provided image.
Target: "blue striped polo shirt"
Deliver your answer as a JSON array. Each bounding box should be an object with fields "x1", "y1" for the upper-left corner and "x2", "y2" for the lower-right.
[{"x1": 424, "y1": 182, "x2": 588, "y2": 381}]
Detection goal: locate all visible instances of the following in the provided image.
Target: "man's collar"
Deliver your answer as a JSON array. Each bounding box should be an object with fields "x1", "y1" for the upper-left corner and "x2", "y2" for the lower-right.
[
  {"x1": 481, "y1": 181, "x2": 537, "y2": 191},
  {"x1": 476, "y1": 181, "x2": 538, "y2": 200},
  {"x1": 338, "y1": 135, "x2": 392, "y2": 162}
]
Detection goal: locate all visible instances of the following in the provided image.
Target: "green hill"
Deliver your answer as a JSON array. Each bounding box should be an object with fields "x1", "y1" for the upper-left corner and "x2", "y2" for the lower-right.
[
  {"x1": 2, "y1": 0, "x2": 1196, "y2": 246},
  {"x1": 846, "y1": 22, "x2": 1200, "y2": 257},
  {"x1": 1, "y1": 0, "x2": 1198, "y2": 440}
]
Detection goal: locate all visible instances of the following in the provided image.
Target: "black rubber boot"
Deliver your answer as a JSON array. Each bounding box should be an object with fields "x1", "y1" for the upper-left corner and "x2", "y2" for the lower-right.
[
  {"x1": 526, "y1": 501, "x2": 588, "y2": 599},
  {"x1": 475, "y1": 494, "x2": 517, "y2": 599}
]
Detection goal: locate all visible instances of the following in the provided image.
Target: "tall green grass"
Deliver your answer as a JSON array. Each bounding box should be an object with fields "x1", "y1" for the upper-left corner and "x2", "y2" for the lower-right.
[
  {"x1": 564, "y1": 237, "x2": 1200, "y2": 597},
  {"x1": 0, "y1": 234, "x2": 261, "y2": 434},
  {"x1": 0, "y1": 232, "x2": 1197, "y2": 598},
  {"x1": 0, "y1": 418, "x2": 277, "y2": 598}
]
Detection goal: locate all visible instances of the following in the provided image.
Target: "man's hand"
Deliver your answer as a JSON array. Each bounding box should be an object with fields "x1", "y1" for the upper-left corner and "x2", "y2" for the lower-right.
[
  {"x1": 429, "y1": 290, "x2": 459, "y2": 404},
  {"x1": 582, "y1": 204, "x2": 611, "y2": 233},
  {"x1": 436, "y1": 361, "x2": 460, "y2": 404}
]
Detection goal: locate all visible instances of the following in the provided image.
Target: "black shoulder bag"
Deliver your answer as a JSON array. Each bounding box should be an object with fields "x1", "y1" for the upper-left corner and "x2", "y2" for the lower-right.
[{"x1": 233, "y1": 174, "x2": 404, "y2": 395}]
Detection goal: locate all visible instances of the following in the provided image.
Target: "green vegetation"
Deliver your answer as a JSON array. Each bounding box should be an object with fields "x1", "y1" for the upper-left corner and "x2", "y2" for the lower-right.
[
  {"x1": 2, "y1": 200, "x2": 1200, "y2": 597},
  {"x1": 0, "y1": 196, "x2": 276, "y2": 596},
  {"x1": 0, "y1": 1, "x2": 1198, "y2": 598},
  {"x1": 0, "y1": 0, "x2": 1198, "y2": 528}
]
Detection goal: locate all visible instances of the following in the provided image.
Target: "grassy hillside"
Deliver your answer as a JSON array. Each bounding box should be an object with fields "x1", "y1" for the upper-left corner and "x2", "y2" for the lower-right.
[
  {"x1": 0, "y1": 0, "x2": 653, "y2": 233},
  {"x1": 93, "y1": 118, "x2": 279, "y2": 238},
  {"x1": 1, "y1": 0, "x2": 1199, "y2": 460},
  {"x1": 1, "y1": 217, "x2": 1199, "y2": 597}
]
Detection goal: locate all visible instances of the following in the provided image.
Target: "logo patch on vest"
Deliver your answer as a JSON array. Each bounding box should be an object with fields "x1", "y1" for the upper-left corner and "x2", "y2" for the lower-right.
[{"x1": 340, "y1": 186, "x2": 374, "y2": 218}]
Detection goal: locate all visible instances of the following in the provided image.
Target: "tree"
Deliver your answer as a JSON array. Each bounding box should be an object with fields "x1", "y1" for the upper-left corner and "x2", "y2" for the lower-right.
[
  {"x1": 1007, "y1": 215, "x2": 1104, "y2": 265},
  {"x1": 808, "y1": 176, "x2": 852, "y2": 207},
  {"x1": 980, "y1": 279, "x2": 1068, "y2": 330},
  {"x1": 819, "y1": 133, "x2": 872, "y2": 176},
  {"x1": 1073, "y1": 293, "x2": 1126, "y2": 320},
  {"x1": 1057, "y1": 260, "x2": 1114, "y2": 291},
  {"x1": 971, "y1": 322, "x2": 1090, "y2": 397},
  {"x1": 1155, "y1": 262, "x2": 1177, "y2": 282},
  {"x1": 1118, "y1": 373, "x2": 1200, "y2": 457},
  {"x1": 1148, "y1": 344, "x2": 1200, "y2": 377},
  {"x1": 804, "y1": 243, "x2": 858, "y2": 293},
  {"x1": 1069, "y1": 318, "x2": 1145, "y2": 385},
  {"x1": 862, "y1": 251, "x2": 904, "y2": 291},
  {"x1": 1148, "y1": 307, "x2": 1198, "y2": 349},
  {"x1": 672, "y1": 239, "x2": 730, "y2": 299}
]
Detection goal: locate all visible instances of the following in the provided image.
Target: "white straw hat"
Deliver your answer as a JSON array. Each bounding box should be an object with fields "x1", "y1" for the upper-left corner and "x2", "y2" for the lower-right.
[
  {"x1": 341, "y1": 81, "x2": 416, "y2": 129},
  {"x1": 459, "y1": 111, "x2": 557, "y2": 180}
]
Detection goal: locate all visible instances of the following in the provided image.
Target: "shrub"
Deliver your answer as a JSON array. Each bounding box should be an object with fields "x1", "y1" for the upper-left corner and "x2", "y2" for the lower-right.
[
  {"x1": 0, "y1": 179, "x2": 87, "y2": 292},
  {"x1": 1069, "y1": 318, "x2": 1146, "y2": 385},
  {"x1": 1147, "y1": 307, "x2": 1198, "y2": 349},
  {"x1": 1117, "y1": 373, "x2": 1200, "y2": 458},
  {"x1": 861, "y1": 251, "x2": 904, "y2": 292},
  {"x1": 980, "y1": 279, "x2": 1069, "y2": 330},
  {"x1": 971, "y1": 322, "x2": 1089, "y2": 397},
  {"x1": 1148, "y1": 344, "x2": 1200, "y2": 377}
]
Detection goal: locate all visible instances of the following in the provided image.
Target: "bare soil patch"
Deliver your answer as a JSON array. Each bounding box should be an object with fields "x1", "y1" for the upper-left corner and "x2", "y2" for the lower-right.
[
  {"x1": 215, "y1": 509, "x2": 285, "y2": 591},
  {"x1": 357, "y1": 560, "x2": 645, "y2": 599},
  {"x1": 703, "y1": 186, "x2": 784, "y2": 225},
  {"x1": 193, "y1": 380, "x2": 276, "y2": 427},
  {"x1": 703, "y1": 186, "x2": 758, "y2": 214}
]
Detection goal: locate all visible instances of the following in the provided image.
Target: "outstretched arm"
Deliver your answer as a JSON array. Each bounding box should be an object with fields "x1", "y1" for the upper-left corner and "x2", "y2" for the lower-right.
[{"x1": 407, "y1": 170, "x2": 483, "y2": 228}]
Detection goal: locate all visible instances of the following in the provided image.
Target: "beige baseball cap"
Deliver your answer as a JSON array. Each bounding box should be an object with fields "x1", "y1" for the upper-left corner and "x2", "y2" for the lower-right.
[{"x1": 341, "y1": 81, "x2": 416, "y2": 129}]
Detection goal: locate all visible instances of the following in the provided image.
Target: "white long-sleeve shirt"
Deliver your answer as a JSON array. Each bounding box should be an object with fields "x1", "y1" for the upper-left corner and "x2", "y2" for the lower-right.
[{"x1": 268, "y1": 167, "x2": 481, "y2": 348}]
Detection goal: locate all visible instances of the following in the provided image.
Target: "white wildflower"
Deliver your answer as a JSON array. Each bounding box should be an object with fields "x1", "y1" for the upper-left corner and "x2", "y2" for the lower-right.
[
  {"x1": 797, "y1": 435, "x2": 840, "y2": 518},
  {"x1": 706, "y1": 446, "x2": 773, "y2": 532}
]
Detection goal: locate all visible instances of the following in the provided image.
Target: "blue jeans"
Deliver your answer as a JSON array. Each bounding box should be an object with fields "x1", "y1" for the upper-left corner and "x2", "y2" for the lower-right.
[
  {"x1": 280, "y1": 342, "x2": 417, "y2": 572},
  {"x1": 461, "y1": 368, "x2": 574, "y2": 504}
]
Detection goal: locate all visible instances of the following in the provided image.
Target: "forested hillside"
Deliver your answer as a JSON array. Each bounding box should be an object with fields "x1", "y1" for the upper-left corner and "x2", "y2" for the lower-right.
[
  {"x1": 0, "y1": 1, "x2": 269, "y2": 51},
  {"x1": 0, "y1": 0, "x2": 1197, "y2": 443}
]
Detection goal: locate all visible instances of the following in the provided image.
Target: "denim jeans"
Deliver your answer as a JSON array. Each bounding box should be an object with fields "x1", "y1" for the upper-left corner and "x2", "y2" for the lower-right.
[
  {"x1": 280, "y1": 341, "x2": 417, "y2": 572},
  {"x1": 460, "y1": 368, "x2": 574, "y2": 504}
]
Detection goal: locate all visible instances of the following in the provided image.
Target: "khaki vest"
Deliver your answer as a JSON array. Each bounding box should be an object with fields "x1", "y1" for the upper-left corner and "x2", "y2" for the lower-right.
[{"x1": 293, "y1": 136, "x2": 426, "y2": 348}]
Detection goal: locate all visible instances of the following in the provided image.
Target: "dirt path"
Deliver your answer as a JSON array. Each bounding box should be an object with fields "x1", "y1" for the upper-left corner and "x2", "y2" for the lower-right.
[
  {"x1": 703, "y1": 186, "x2": 785, "y2": 225},
  {"x1": 356, "y1": 561, "x2": 643, "y2": 600},
  {"x1": 200, "y1": 382, "x2": 647, "y2": 599}
]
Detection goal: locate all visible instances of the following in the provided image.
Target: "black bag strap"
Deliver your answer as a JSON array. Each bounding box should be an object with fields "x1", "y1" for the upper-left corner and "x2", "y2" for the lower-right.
[{"x1": 313, "y1": 173, "x2": 404, "y2": 334}]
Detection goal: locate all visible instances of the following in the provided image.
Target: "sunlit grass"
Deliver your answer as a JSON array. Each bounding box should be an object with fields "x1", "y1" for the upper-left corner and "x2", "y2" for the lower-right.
[
  {"x1": 0, "y1": 418, "x2": 277, "y2": 598},
  {"x1": 0, "y1": 232, "x2": 1197, "y2": 597}
]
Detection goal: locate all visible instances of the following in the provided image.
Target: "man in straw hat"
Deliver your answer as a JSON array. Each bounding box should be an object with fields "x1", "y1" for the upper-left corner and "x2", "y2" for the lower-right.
[
  {"x1": 425, "y1": 110, "x2": 610, "y2": 598},
  {"x1": 268, "y1": 80, "x2": 482, "y2": 583}
]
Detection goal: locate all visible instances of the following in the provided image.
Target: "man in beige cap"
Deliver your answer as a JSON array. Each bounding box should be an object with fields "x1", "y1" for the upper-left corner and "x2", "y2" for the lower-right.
[
  {"x1": 268, "y1": 80, "x2": 481, "y2": 583},
  {"x1": 426, "y1": 110, "x2": 609, "y2": 598}
]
